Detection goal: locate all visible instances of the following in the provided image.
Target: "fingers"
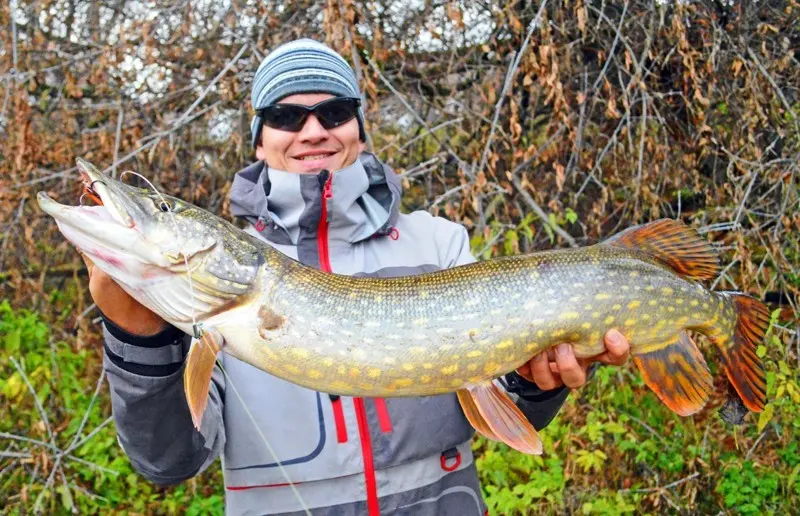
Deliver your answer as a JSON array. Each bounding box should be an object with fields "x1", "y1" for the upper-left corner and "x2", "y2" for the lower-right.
[
  {"x1": 553, "y1": 343, "x2": 587, "y2": 388},
  {"x1": 524, "y1": 350, "x2": 561, "y2": 390},
  {"x1": 596, "y1": 328, "x2": 631, "y2": 366}
]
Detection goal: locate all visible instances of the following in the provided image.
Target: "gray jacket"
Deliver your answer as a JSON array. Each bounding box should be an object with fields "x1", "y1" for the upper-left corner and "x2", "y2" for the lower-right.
[{"x1": 102, "y1": 153, "x2": 570, "y2": 515}]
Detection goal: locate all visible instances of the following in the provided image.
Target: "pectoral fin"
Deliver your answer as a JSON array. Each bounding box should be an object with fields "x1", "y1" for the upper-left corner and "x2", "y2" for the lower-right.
[
  {"x1": 184, "y1": 328, "x2": 223, "y2": 429},
  {"x1": 457, "y1": 382, "x2": 543, "y2": 455}
]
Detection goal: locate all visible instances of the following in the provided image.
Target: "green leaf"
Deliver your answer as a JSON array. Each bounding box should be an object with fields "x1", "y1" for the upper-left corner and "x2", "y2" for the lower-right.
[
  {"x1": 565, "y1": 207, "x2": 578, "y2": 224},
  {"x1": 756, "y1": 345, "x2": 766, "y2": 358},
  {"x1": 757, "y1": 403, "x2": 775, "y2": 432},
  {"x1": 5, "y1": 328, "x2": 21, "y2": 353}
]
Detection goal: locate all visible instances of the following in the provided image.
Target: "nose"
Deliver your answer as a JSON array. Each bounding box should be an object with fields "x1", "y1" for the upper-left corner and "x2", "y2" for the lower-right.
[{"x1": 297, "y1": 114, "x2": 329, "y2": 144}]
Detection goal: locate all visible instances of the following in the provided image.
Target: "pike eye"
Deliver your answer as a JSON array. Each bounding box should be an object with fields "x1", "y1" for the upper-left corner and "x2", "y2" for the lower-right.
[{"x1": 158, "y1": 200, "x2": 172, "y2": 212}]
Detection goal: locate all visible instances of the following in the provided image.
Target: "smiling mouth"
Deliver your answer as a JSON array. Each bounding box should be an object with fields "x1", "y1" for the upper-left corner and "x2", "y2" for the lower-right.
[{"x1": 296, "y1": 153, "x2": 335, "y2": 161}]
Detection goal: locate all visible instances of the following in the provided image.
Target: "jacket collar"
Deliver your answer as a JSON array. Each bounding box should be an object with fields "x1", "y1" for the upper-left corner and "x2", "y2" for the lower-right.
[{"x1": 229, "y1": 152, "x2": 401, "y2": 246}]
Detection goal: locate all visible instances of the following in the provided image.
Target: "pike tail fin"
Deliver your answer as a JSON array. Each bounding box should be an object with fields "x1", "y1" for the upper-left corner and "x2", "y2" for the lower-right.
[
  {"x1": 457, "y1": 382, "x2": 542, "y2": 455},
  {"x1": 604, "y1": 219, "x2": 720, "y2": 281},
  {"x1": 632, "y1": 331, "x2": 714, "y2": 416},
  {"x1": 184, "y1": 328, "x2": 223, "y2": 429},
  {"x1": 712, "y1": 293, "x2": 769, "y2": 413}
]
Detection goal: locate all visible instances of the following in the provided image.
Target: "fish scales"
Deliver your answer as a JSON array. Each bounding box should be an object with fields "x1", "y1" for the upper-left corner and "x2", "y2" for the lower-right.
[{"x1": 221, "y1": 244, "x2": 734, "y2": 398}]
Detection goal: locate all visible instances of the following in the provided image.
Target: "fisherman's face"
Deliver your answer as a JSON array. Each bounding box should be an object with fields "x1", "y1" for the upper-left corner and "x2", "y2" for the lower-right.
[{"x1": 256, "y1": 93, "x2": 365, "y2": 174}]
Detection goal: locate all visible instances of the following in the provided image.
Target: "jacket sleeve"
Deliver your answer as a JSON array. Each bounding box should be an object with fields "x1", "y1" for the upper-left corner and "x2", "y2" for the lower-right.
[
  {"x1": 439, "y1": 221, "x2": 571, "y2": 430},
  {"x1": 102, "y1": 315, "x2": 225, "y2": 485}
]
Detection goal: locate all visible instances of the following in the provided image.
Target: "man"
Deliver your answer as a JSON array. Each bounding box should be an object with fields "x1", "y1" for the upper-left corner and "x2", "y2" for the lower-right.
[{"x1": 89, "y1": 39, "x2": 629, "y2": 515}]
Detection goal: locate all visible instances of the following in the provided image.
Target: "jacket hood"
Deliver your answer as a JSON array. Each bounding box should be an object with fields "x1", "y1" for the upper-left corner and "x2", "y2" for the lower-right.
[{"x1": 229, "y1": 152, "x2": 402, "y2": 247}]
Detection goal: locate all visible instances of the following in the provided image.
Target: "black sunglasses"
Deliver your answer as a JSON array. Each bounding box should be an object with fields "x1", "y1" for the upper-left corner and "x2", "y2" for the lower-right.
[{"x1": 258, "y1": 97, "x2": 361, "y2": 132}]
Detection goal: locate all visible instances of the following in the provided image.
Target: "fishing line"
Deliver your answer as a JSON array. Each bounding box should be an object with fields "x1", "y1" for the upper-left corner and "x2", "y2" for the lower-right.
[{"x1": 118, "y1": 170, "x2": 311, "y2": 515}]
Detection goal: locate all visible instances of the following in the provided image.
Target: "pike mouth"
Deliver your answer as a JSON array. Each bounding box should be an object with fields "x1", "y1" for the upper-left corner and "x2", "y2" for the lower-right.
[{"x1": 37, "y1": 159, "x2": 134, "y2": 230}]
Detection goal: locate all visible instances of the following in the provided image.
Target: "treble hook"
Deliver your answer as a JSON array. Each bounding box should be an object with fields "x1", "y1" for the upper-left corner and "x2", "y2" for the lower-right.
[{"x1": 79, "y1": 192, "x2": 90, "y2": 206}]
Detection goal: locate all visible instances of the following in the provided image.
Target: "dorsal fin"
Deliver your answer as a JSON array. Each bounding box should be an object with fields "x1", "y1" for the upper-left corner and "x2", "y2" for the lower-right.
[{"x1": 604, "y1": 219, "x2": 720, "y2": 281}]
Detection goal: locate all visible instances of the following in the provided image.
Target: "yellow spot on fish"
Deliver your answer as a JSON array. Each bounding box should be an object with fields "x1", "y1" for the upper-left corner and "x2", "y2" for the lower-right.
[
  {"x1": 518, "y1": 331, "x2": 531, "y2": 339},
  {"x1": 559, "y1": 311, "x2": 580, "y2": 320},
  {"x1": 402, "y1": 363, "x2": 414, "y2": 371},
  {"x1": 451, "y1": 379, "x2": 464, "y2": 388},
  {"x1": 368, "y1": 368, "x2": 381, "y2": 378},
  {"x1": 422, "y1": 363, "x2": 434, "y2": 370},
  {"x1": 420, "y1": 376, "x2": 431, "y2": 383},
  {"x1": 529, "y1": 271, "x2": 540, "y2": 280},
  {"x1": 308, "y1": 370, "x2": 322, "y2": 379},
  {"x1": 612, "y1": 304, "x2": 622, "y2": 311},
  {"x1": 525, "y1": 343, "x2": 539, "y2": 352},
  {"x1": 592, "y1": 312, "x2": 601, "y2": 318},
  {"x1": 642, "y1": 314, "x2": 651, "y2": 320},
  {"x1": 441, "y1": 364, "x2": 459, "y2": 375},
  {"x1": 605, "y1": 316, "x2": 616, "y2": 325},
  {"x1": 645, "y1": 285, "x2": 655, "y2": 292},
  {"x1": 595, "y1": 293, "x2": 611, "y2": 300},
  {"x1": 536, "y1": 330, "x2": 545, "y2": 338},
  {"x1": 466, "y1": 350, "x2": 483, "y2": 358},
  {"x1": 629, "y1": 271, "x2": 640, "y2": 277},
  {"x1": 410, "y1": 347, "x2": 425, "y2": 355},
  {"x1": 349, "y1": 368, "x2": 361, "y2": 378},
  {"x1": 286, "y1": 365, "x2": 301, "y2": 375},
  {"x1": 702, "y1": 303, "x2": 709, "y2": 309},
  {"x1": 323, "y1": 358, "x2": 334, "y2": 367},
  {"x1": 291, "y1": 348, "x2": 309, "y2": 359},
  {"x1": 374, "y1": 295, "x2": 383, "y2": 302},
  {"x1": 624, "y1": 319, "x2": 637, "y2": 326},
  {"x1": 661, "y1": 287, "x2": 674, "y2": 295},
  {"x1": 581, "y1": 322, "x2": 592, "y2": 329},
  {"x1": 675, "y1": 298, "x2": 684, "y2": 305},
  {"x1": 393, "y1": 378, "x2": 413, "y2": 388},
  {"x1": 484, "y1": 362, "x2": 502, "y2": 375},
  {"x1": 690, "y1": 300, "x2": 699, "y2": 307},
  {"x1": 648, "y1": 299, "x2": 658, "y2": 306},
  {"x1": 551, "y1": 329, "x2": 566, "y2": 338},
  {"x1": 667, "y1": 306, "x2": 675, "y2": 312},
  {"x1": 590, "y1": 331, "x2": 601, "y2": 342},
  {"x1": 467, "y1": 363, "x2": 478, "y2": 371},
  {"x1": 628, "y1": 300, "x2": 641, "y2": 309},
  {"x1": 496, "y1": 340, "x2": 513, "y2": 350}
]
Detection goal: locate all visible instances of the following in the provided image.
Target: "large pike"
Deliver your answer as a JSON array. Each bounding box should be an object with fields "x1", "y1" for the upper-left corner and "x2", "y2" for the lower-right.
[{"x1": 37, "y1": 160, "x2": 769, "y2": 454}]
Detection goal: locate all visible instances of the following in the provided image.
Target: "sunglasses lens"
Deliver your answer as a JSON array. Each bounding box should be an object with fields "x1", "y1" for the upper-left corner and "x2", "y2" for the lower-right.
[
  {"x1": 316, "y1": 99, "x2": 359, "y2": 128},
  {"x1": 260, "y1": 98, "x2": 360, "y2": 132},
  {"x1": 261, "y1": 105, "x2": 308, "y2": 131}
]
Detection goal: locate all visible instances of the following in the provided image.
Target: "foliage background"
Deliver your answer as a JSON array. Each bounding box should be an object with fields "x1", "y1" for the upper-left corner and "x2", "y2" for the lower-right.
[{"x1": 1, "y1": 0, "x2": 799, "y2": 514}]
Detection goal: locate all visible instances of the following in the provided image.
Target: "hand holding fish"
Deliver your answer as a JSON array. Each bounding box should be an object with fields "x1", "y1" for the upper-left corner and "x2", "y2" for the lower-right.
[
  {"x1": 519, "y1": 329, "x2": 630, "y2": 389},
  {"x1": 81, "y1": 254, "x2": 168, "y2": 336}
]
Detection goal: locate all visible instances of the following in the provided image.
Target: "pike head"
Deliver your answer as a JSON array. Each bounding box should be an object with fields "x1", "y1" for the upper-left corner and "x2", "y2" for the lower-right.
[{"x1": 37, "y1": 159, "x2": 262, "y2": 325}]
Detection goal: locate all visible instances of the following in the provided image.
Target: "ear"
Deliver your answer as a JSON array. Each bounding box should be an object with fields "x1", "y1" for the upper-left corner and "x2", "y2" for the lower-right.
[
  {"x1": 255, "y1": 143, "x2": 267, "y2": 161},
  {"x1": 359, "y1": 141, "x2": 367, "y2": 153}
]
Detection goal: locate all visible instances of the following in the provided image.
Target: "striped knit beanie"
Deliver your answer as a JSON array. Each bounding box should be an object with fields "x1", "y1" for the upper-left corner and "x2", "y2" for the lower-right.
[{"x1": 250, "y1": 38, "x2": 366, "y2": 148}]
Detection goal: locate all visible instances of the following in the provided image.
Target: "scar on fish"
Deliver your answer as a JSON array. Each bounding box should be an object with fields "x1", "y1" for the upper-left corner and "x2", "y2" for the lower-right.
[{"x1": 258, "y1": 306, "x2": 285, "y2": 338}]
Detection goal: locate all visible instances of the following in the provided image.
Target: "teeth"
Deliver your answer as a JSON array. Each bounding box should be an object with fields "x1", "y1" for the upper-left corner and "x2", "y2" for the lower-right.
[{"x1": 299, "y1": 154, "x2": 332, "y2": 161}]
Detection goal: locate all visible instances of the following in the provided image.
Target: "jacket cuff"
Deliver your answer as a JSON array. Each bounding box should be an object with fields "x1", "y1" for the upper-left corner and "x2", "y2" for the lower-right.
[
  {"x1": 503, "y1": 371, "x2": 567, "y2": 402},
  {"x1": 503, "y1": 362, "x2": 601, "y2": 402},
  {"x1": 102, "y1": 313, "x2": 188, "y2": 377}
]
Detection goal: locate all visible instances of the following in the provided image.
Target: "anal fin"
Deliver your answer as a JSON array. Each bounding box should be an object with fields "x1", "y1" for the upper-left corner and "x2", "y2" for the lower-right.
[
  {"x1": 457, "y1": 382, "x2": 543, "y2": 455},
  {"x1": 184, "y1": 328, "x2": 223, "y2": 429},
  {"x1": 632, "y1": 331, "x2": 713, "y2": 416}
]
